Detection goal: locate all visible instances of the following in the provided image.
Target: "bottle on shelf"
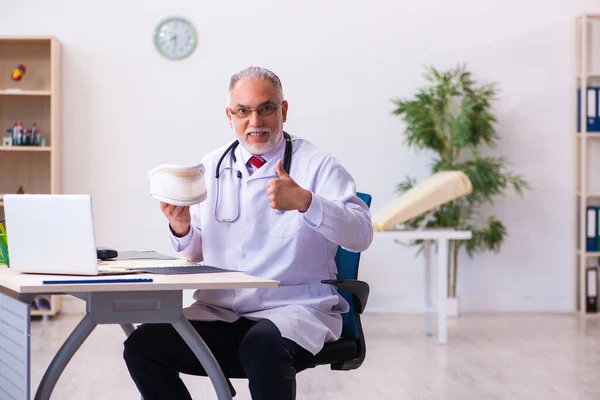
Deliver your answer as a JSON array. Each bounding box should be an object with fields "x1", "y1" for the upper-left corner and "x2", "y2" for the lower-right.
[
  {"x1": 12, "y1": 121, "x2": 18, "y2": 145},
  {"x1": 23, "y1": 129, "x2": 30, "y2": 145},
  {"x1": 6, "y1": 122, "x2": 44, "y2": 146},
  {"x1": 17, "y1": 121, "x2": 22, "y2": 145},
  {"x1": 32, "y1": 122, "x2": 40, "y2": 146}
]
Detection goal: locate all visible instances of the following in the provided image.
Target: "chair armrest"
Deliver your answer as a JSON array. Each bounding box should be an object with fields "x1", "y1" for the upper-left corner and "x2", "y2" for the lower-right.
[{"x1": 321, "y1": 279, "x2": 369, "y2": 313}]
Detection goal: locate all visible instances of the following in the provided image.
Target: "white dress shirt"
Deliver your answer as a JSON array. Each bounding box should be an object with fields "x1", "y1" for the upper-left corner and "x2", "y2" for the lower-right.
[{"x1": 169, "y1": 133, "x2": 373, "y2": 355}]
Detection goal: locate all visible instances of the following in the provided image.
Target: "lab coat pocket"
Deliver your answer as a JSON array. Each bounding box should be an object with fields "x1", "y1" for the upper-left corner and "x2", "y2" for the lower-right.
[{"x1": 268, "y1": 209, "x2": 300, "y2": 238}]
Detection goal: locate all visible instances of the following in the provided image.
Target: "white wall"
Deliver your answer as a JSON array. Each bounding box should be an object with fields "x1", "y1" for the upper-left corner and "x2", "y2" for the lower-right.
[{"x1": 2, "y1": 0, "x2": 597, "y2": 312}]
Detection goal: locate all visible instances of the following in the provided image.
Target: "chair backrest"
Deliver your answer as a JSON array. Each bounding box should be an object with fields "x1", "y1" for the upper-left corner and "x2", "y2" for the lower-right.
[{"x1": 334, "y1": 192, "x2": 372, "y2": 339}]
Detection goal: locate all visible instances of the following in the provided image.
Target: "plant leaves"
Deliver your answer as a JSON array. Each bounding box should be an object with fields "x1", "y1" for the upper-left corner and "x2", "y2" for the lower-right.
[{"x1": 390, "y1": 64, "x2": 530, "y2": 271}]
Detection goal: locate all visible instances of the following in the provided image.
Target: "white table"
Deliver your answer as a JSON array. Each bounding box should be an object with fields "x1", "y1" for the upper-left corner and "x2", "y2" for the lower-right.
[
  {"x1": 0, "y1": 265, "x2": 279, "y2": 400},
  {"x1": 375, "y1": 229, "x2": 472, "y2": 344}
]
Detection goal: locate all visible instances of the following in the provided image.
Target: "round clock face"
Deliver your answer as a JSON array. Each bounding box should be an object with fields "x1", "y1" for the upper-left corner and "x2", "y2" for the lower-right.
[{"x1": 154, "y1": 17, "x2": 197, "y2": 60}]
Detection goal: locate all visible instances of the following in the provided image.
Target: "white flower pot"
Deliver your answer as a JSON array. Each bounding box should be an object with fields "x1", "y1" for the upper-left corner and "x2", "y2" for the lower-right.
[{"x1": 446, "y1": 296, "x2": 460, "y2": 317}]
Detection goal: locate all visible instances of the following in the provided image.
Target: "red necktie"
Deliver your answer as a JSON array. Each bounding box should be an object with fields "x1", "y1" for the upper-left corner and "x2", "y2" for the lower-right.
[{"x1": 249, "y1": 156, "x2": 266, "y2": 169}]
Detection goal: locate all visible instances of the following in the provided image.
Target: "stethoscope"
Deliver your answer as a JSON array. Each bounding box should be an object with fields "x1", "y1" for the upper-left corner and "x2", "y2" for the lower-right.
[{"x1": 214, "y1": 131, "x2": 292, "y2": 223}]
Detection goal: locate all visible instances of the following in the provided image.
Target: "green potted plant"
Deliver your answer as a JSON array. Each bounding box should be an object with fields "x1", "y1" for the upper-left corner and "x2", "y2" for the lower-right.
[
  {"x1": 390, "y1": 64, "x2": 529, "y2": 315},
  {"x1": 0, "y1": 219, "x2": 8, "y2": 266}
]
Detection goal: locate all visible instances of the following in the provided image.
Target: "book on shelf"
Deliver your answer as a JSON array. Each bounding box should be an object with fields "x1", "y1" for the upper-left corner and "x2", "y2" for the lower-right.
[
  {"x1": 585, "y1": 205, "x2": 600, "y2": 252},
  {"x1": 587, "y1": 264, "x2": 598, "y2": 313},
  {"x1": 577, "y1": 86, "x2": 600, "y2": 132}
]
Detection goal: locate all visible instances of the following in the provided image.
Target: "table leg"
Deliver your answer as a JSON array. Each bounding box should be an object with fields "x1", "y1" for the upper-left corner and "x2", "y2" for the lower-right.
[
  {"x1": 172, "y1": 315, "x2": 232, "y2": 400},
  {"x1": 87, "y1": 291, "x2": 231, "y2": 399},
  {"x1": 120, "y1": 323, "x2": 136, "y2": 337},
  {"x1": 437, "y1": 238, "x2": 449, "y2": 345},
  {"x1": 34, "y1": 313, "x2": 97, "y2": 400},
  {"x1": 424, "y1": 240, "x2": 433, "y2": 336}
]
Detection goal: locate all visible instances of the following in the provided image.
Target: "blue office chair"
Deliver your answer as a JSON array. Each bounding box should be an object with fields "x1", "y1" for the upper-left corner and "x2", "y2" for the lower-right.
[
  {"x1": 293, "y1": 191, "x2": 371, "y2": 372},
  {"x1": 222, "y1": 192, "x2": 372, "y2": 397}
]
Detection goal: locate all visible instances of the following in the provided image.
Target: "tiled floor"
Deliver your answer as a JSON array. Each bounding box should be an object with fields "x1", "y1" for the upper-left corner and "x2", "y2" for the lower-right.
[{"x1": 30, "y1": 312, "x2": 600, "y2": 399}]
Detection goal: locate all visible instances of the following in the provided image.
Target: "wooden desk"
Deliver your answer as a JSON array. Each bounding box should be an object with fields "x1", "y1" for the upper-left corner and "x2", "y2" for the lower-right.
[
  {"x1": 375, "y1": 229, "x2": 472, "y2": 345},
  {"x1": 0, "y1": 266, "x2": 279, "y2": 400},
  {"x1": 0, "y1": 267, "x2": 277, "y2": 294}
]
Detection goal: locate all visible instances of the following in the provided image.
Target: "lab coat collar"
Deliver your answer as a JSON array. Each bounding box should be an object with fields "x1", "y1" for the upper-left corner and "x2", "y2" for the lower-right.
[{"x1": 237, "y1": 132, "x2": 286, "y2": 180}]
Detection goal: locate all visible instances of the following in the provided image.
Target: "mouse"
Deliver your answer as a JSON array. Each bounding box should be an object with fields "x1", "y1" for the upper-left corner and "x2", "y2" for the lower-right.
[{"x1": 97, "y1": 247, "x2": 118, "y2": 260}]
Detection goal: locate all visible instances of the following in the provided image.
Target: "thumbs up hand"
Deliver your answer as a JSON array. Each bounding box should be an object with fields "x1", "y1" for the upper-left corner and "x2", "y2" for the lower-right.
[{"x1": 266, "y1": 159, "x2": 312, "y2": 213}]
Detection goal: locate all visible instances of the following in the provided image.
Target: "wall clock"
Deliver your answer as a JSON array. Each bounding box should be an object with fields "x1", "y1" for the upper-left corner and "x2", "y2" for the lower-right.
[{"x1": 154, "y1": 17, "x2": 197, "y2": 60}]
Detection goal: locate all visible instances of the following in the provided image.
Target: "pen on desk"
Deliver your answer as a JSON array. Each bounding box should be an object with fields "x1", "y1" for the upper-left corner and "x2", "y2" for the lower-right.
[{"x1": 43, "y1": 278, "x2": 153, "y2": 284}]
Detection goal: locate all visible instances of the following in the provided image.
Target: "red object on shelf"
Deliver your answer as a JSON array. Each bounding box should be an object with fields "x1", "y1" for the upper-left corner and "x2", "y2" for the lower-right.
[{"x1": 10, "y1": 64, "x2": 26, "y2": 82}]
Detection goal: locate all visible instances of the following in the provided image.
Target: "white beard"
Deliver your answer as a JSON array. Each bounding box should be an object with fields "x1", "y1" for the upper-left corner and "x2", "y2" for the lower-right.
[{"x1": 238, "y1": 128, "x2": 282, "y2": 155}]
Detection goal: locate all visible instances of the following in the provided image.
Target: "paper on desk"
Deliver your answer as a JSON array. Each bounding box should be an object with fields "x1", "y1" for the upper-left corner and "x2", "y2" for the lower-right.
[
  {"x1": 100, "y1": 259, "x2": 200, "y2": 269},
  {"x1": 112, "y1": 250, "x2": 177, "y2": 261}
]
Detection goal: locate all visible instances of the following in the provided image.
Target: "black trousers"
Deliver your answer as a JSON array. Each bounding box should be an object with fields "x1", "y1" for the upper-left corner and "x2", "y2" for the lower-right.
[{"x1": 123, "y1": 317, "x2": 309, "y2": 400}]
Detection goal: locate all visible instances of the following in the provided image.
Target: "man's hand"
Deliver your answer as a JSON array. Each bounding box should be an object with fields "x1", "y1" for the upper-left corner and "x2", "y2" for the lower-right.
[
  {"x1": 266, "y1": 159, "x2": 312, "y2": 213},
  {"x1": 160, "y1": 202, "x2": 191, "y2": 237}
]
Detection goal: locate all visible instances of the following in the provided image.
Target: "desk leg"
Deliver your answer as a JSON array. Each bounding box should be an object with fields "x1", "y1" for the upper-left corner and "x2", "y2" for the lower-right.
[
  {"x1": 34, "y1": 313, "x2": 97, "y2": 400},
  {"x1": 172, "y1": 316, "x2": 232, "y2": 400},
  {"x1": 437, "y1": 238, "x2": 449, "y2": 345},
  {"x1": 424, "y1": 240, "x2": 433, "y2": 336},
  {"x1": 120, "y1": 323, "x2": 136, "y2": 337}
]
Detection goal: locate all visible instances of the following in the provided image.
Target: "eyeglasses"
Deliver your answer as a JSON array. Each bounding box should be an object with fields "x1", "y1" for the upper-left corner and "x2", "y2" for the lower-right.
[{"x1": 228, "y1": 101, "x2": 284, "y2": 119}]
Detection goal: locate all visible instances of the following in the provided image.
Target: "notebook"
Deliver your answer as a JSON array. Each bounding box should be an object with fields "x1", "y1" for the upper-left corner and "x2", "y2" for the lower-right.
[{"x1": 125, "y1": 265, "x2": 232, "y2": 275}]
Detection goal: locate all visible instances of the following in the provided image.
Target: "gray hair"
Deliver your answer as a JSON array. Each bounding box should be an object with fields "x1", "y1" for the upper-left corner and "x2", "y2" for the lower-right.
[{"x1": 228, "y1": 66, "x2": 284, "y2": 103}]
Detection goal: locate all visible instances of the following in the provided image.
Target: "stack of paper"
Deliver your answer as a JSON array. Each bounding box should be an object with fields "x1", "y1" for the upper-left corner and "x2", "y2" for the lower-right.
[{"x1": 371, "y1": 171, "x2": 473, "y2": 232}]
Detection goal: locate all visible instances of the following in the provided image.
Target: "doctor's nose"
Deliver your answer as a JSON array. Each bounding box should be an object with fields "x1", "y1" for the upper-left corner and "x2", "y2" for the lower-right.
[{"x1": 249, "y1": 111, "x2": 263, "y2": 127}]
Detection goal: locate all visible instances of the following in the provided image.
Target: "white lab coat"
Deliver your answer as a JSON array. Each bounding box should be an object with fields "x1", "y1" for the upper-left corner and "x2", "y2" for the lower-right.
[{"x1": 169, "y1": 134, "x2": 373, "y2": 355}]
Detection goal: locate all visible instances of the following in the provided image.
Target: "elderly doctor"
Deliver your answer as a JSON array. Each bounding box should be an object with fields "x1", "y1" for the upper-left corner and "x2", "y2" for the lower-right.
[{"x1": 123, "y1": 66, "x2": 373, "y2": 400}]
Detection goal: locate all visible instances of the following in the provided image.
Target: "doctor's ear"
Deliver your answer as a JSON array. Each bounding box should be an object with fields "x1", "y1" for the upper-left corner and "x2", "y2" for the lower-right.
[
  {"x1": 225, "y1": 107, "x2": 233, "y2": 128},
  {"x1": 281, "y1": 100, "x2": 289, "y2": 122}
]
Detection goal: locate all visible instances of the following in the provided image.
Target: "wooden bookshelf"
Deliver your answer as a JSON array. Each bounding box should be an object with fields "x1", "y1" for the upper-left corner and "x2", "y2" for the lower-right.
[
  {"x1": 31, "y1": 295, "x2": 62, "y2": 317},
  {"x1": 577, "y1": 250, "x2": 600, "y2": 257},
  {"x1": 0, "y1": 35, "x2": 62, "y2": 316},
  {"x1": 0, "y1": 90, "x2": 51, "y2": 96},
  {"x1": 0, "y1": 146, "x2": 52, "y2": 152}
]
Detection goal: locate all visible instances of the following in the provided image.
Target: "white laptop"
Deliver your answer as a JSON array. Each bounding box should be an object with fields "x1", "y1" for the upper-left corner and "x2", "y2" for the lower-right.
[{"x1": 3, "y1": 194, "x2": 131, "y2": 276}]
